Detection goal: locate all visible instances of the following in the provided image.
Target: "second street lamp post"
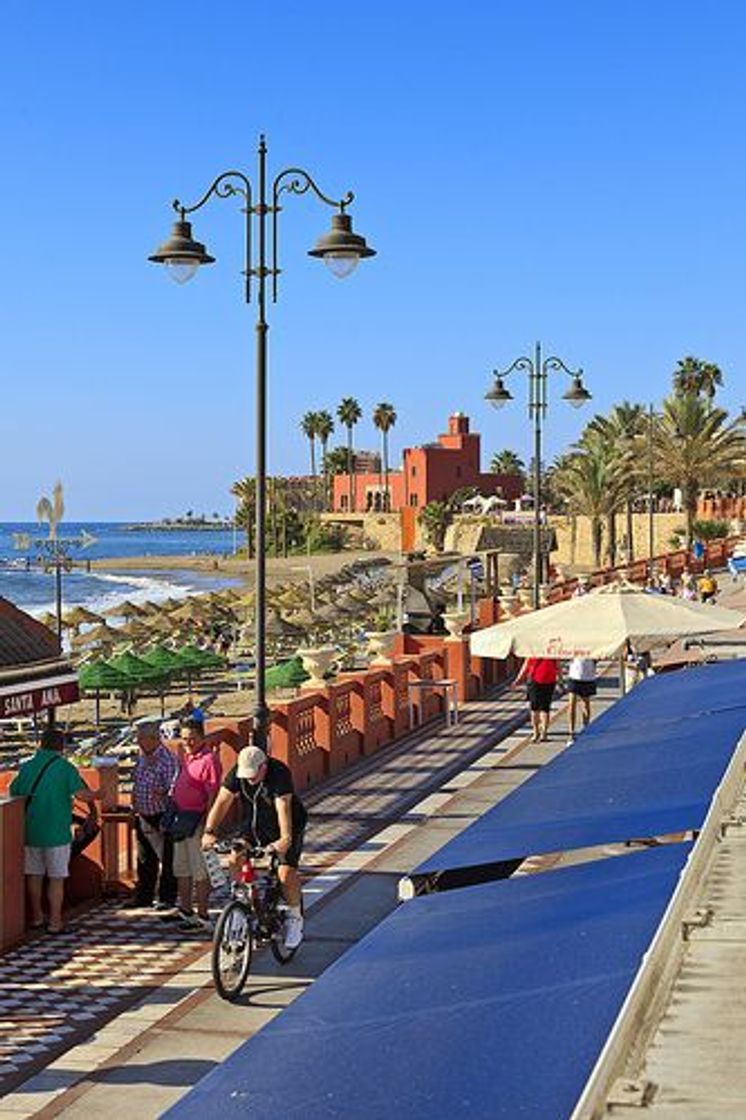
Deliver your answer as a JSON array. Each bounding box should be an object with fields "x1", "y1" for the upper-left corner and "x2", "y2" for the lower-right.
[
  {"x1": 485, "y1": 342, "x2": 591, "y2": 610},
  {"x1": 149, "y1": 135, "x2": 375, "y2": 749}
]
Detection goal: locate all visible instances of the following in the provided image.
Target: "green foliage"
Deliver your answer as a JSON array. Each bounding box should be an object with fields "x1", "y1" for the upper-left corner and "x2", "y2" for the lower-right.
[
  {"x1": 672, "y1": 356, "x2": 724, "y2": 401},
  {"x1": 490, "y1": 449, "x2": 525, "y2": 479},
  {"x1": 324, "y1": 446, "x2": 352, "y2": 475},
  {"x1": 303, "y1": 516, "x2": 348, "y2": 553},
  {"x1": 418, "y1": 500, "x2": 452, "y2": 552},
  {"x1": 447, "y1": 486, "x2": 480, "y2": 512},
  {"x1": 691, "y1": 518, "x2": 730, "y2": 541},
  {"x1": 371, "y1": 608, "x2": 395, "y2": 632}
]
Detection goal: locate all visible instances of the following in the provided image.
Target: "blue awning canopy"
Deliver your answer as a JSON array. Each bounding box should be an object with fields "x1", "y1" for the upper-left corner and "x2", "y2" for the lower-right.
[
  {"x1": 167, "y1": 845, "x2": 691, "y2": 1120},
  {"x1": 414, "y1": 661, "x2": 746, "y2": 877}
]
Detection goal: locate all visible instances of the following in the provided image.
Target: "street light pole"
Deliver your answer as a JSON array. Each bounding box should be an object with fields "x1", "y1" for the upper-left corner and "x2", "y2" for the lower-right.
[
  {"x1": 485, "y1": 342, "x2": 591, "y2": 610},
  {"x1": 150, "y1": 135, "x2": 375, "y2": 750},
  {"x1": 648, "y1": 402, "x2": 655, "y2": 580}
]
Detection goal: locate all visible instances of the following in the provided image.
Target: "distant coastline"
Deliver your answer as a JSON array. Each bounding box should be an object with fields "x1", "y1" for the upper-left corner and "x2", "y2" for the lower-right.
[{"x1": 124, "y1": 520, "x2": 233, "y2": 532}]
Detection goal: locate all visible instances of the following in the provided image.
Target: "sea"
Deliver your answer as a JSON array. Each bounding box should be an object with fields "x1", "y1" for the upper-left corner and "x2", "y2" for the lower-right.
[{"x1": 0, "y1": 522, "x2": 241, "y2": 619}]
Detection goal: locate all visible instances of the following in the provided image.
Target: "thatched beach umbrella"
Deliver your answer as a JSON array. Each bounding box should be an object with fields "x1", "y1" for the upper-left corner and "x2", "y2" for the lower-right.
[
  {"x1": 72, "y1": 622, "x2": 120, "y2": 649},
  {"x1": 63, "y1": 605, "x2": 105, "y2": 631},
  {"x1": 105, "y1": 600, "x2": 146, "y2": 620},
  {"x1": 38, "y1": 610, "x2": 60, "y2": 631},
  {"x1": 265, "y1": 610, "x2": 304, "y2": 640}
]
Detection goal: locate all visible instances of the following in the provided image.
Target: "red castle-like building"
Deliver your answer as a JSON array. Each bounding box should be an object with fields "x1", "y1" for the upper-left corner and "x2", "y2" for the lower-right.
[{"x1": 332, "y1": 412, "x2": 522, "y2": 513}]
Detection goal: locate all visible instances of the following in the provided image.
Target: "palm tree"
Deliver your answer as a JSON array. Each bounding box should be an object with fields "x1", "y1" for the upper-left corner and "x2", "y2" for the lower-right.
[
  {"x1": 231, "y1": 477, "x2": 256, "y2": 557},
  {"x1": 584, "y1": 402, "x2": 647, "y2": 562},
  {"x1": 36, "y1": 481, "x2": 65, "y2": 540},
  {"x1": 300, "y1": 411, "x2": 321, "y2": 477},
  {"x1": 490, "y1": 449, "x2": 525, "y2": 480},
  {"x1": 653, "y1": 394, "x2": 746, "y2": 544},
  {"x1": 315, "y1": 410, "x2": 335, "y2": 511},
  {"x1": 672, "y1": 356, "x2": 724, "y2": 401},
  {"x1": 323, "y1": 446, "x2": 349, "y2": 476},
  {"x1": 418, "y1": 501, "x2": 451, "y2": 553},
  {"x1": 552, "y1": 439, "x2": 626, "y2": 569},
  {"x1": 372, "y1": 402, "x2": 397, "y2": 511},
  {"x1": 336, "y1": 397, "x2": 362, "y2": 512}
]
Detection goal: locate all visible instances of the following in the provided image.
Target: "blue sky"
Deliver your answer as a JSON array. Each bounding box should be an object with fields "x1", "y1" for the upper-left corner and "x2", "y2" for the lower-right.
[{"x1": 1, "y1": 1, "x2": 745, "y2": 519}]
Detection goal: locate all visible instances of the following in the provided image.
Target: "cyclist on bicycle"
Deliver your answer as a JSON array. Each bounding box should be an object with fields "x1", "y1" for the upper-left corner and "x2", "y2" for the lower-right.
[{"x1": 202, "y1": 746, "x2": 307, "y2": 949}]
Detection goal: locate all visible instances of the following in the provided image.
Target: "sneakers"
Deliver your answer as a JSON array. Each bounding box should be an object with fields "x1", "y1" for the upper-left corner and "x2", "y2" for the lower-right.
[
  {"x1": 284, "y1": 913, "x2": 304, "y2": 950},
  {"x1": 177, "y1": 912, "x2": 214, "y2": 935},
  {"x1": 159, "y1": 907, "x2": 192, "y2": 924},
  {"x1": 152, "y1": 900, "x2": 177, "y2": 912},
  {"x1": 565, "y1": 736, "x2": 575, "y2": 747}
]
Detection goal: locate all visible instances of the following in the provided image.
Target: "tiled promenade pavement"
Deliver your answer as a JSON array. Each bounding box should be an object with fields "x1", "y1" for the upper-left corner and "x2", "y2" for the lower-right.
[
  {"x1": 0, "y1": 684, "x2": 531, "y2": 1100},
  {"x1": 0, "y1": 905, "x2": 214, "y2": 1094}
]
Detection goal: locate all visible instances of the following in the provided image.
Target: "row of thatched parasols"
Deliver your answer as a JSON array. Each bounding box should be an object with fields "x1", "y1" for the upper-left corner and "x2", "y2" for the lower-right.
[{"x1": 49, "y1": 556, "x2": 398, "y2": 670}]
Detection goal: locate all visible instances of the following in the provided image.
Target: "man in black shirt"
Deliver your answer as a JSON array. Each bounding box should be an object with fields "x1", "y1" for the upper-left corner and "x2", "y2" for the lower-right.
[{"x1": 202, "y1": 746, "x2": 307, "y2": 948}]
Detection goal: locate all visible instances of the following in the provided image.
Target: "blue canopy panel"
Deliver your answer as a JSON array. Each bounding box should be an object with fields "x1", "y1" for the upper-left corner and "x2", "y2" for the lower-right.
[
  {"x1": 167, "y1": 844, "x2": 691, "y2": 1120},
  {"x1": 414, "y1": 660, "x2": 746, "y2": 879}
]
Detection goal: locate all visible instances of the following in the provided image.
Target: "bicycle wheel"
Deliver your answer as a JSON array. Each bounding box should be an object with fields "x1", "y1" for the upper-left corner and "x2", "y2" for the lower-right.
[
  {"x1": 212, "y1": 900, "x2": 253, "y2": 1001},
  {"x1": 269, "y1": 896, "x2": 304, "y2": 965}
]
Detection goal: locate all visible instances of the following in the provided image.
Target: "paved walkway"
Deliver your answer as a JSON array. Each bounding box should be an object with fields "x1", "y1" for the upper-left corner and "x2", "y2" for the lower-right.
[{"x1": 0, "y1": 676, "x2": 621, "y2": 1118}]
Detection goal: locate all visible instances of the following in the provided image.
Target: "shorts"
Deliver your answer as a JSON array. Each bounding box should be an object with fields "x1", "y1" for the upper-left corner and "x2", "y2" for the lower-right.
[
  {"x1": 25, "y1": 844, "x2": 71, "y2": 878},
  {"x1": 527, "y1": 681, "x2": 555, "y2": 712},
  {"x1": 172, "y1": 830, "x2": 208, "y2": 882},
  {"x1": 249, "y1": 829, "x2": 305, "y2": 869},
  {"x1": 567, "y1": 679, "x2": 597, "y2": 698}
]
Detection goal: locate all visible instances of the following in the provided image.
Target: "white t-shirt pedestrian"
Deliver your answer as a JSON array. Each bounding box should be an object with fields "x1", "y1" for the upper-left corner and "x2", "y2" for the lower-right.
[{"x1": 568, "y1": 657, "x2": 596, "y2": 681}]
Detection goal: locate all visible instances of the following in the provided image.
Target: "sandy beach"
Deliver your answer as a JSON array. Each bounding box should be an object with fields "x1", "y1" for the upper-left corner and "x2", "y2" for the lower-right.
[
  {"x1": 58, "y1": 549, "x2": 398, "y2": 740},
  {"x1": 91, "y1": 549, "x2": 396, "y2": 586}
]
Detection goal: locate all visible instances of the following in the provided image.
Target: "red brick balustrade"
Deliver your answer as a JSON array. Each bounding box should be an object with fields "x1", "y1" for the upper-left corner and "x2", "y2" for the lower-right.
[
  {"x1": 1, "y1": 635, "x2": 514, "y2": 947},
  {"x1": 548, "y1": 535, "x2": 741, "y2": 603},
  {"x1": 313, "y1": 680, "x2": 364, "y2": 776},
  {"x1": 271, "y1": 692, "x2": 327, "y2": 792}
]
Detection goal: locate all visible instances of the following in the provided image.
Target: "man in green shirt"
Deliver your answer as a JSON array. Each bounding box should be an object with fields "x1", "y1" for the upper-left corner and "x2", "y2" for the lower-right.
[{"x1": 10, "y1": 726, "x2": 99, "y2": 933}]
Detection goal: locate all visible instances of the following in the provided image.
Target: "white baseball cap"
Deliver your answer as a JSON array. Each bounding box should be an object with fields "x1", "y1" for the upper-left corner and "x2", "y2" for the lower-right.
[{"x1": 236, "y1": 746, "x2": 268, "y2": 779}]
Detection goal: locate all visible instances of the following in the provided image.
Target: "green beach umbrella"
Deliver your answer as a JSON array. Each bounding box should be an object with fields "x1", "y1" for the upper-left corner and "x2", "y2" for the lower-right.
[
  {"x1": 141, "y1": 644, "x2": 186, "y2": 676},
  {"x1": 174, "y1": 644, "x2": 225, "y2": 670},
  {"x1": 265, "y1": 656, "x2": 310, "y2": 691},
  {"x1": 78, "y1": 659, "x2": 131, "y2": 728},
  {"x1": 169, "y1": 644, "x2": 225, "y2": 700},
  {"x1": 109, "y1": 650, "x2": 171, "y2": 717}
]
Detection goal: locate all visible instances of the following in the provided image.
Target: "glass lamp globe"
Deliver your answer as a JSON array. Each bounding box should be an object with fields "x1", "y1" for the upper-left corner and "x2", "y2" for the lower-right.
[{"x1": 323, "y1": 252, "x2": 361, "y2": 280}]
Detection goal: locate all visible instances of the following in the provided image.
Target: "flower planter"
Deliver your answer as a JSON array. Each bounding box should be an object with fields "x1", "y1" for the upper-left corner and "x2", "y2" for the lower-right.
[
  {"x1": 296, "y1": 645, "x2": 338, "y2": 689},
  {"x1": 366, "y1": 629, "x2": 398, "y2": 666},
  {"x1": 442, "y1": 610, "x2": 470, "y2": 639}
]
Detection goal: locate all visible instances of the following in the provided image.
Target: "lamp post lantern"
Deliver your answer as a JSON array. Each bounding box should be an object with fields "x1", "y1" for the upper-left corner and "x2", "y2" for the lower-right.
[
  {"x1": 485, "y1": 342, "x2": 591, "y2": 610},
  {"x1": 149, "y1": 135, "x2": 375, "y2": 749}
]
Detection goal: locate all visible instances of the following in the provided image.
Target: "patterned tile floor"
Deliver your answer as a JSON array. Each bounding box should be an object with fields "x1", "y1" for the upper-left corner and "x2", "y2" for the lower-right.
[
  {"x1": 0, "y1": 904, "x2": 214, "y2": 1095},
  {"x1": 0, "y1": 684, "x2": 531, "y2": 1099}
]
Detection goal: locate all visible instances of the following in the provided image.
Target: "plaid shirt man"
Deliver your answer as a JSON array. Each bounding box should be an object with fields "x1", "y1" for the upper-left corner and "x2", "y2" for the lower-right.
[{"x1": 132, "y1": 744, "x2": 179, "y2": 816}]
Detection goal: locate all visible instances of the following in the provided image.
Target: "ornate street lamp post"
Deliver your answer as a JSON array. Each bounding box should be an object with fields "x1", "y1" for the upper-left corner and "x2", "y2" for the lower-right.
[
  {"x1": 149, "y1": 135, "x2": 375, "y2": 749},
  {"x1": 485, "y1": 342, "x2": 591, "y2": 610}
]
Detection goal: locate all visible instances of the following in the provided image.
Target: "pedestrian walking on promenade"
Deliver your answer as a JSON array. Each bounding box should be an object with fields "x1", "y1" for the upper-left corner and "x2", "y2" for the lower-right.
[
  {"x1": 698, "y1": 569, "x2": 718, "y2": 604},
  {"x1": 565, "y1": 657, "x2": 596, "y2": 746},
  {"x1": 127, "y1": 720, "x2": 179, "y2": 911},
  {"x1": 10, "y1": 725, "x2": 100, "y2": 934},
  {"x1": 679, "y1": 569, "x2": 698, "y2": 601},
  {"x1": 164, "y1": 716, "x2": 221, "y2": 933},
  {"x1": 513, "y1": 657, "x2": 560, "y2": 742}
]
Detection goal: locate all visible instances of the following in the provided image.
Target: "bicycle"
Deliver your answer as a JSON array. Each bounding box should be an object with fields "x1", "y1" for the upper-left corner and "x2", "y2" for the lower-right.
[{"x1": 211, "y1": 841, "x2": 300, "y2": 1002}]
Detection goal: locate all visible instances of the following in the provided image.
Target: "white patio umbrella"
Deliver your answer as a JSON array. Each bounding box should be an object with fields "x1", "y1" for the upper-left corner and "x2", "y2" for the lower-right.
[{"x1": 471, "y1": 582, "x2": 746, "y2": 660}]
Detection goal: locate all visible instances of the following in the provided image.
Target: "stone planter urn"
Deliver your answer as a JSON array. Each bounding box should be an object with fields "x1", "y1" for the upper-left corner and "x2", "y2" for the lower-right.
[
  {"x1": 442, "y1": 610, "x2": 470, "y2": 639},
  {"x1": 366, "y1": 629, "x2": 398, "y2": 666},
  {"x1": 296, "y1": 645, "x2": 338, "y2": 689}
]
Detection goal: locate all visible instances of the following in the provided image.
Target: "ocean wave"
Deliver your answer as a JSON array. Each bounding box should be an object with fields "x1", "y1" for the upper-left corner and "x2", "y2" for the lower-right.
[{"x1": 18, "y1": 571, "x2": 201, "y2": 621}]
